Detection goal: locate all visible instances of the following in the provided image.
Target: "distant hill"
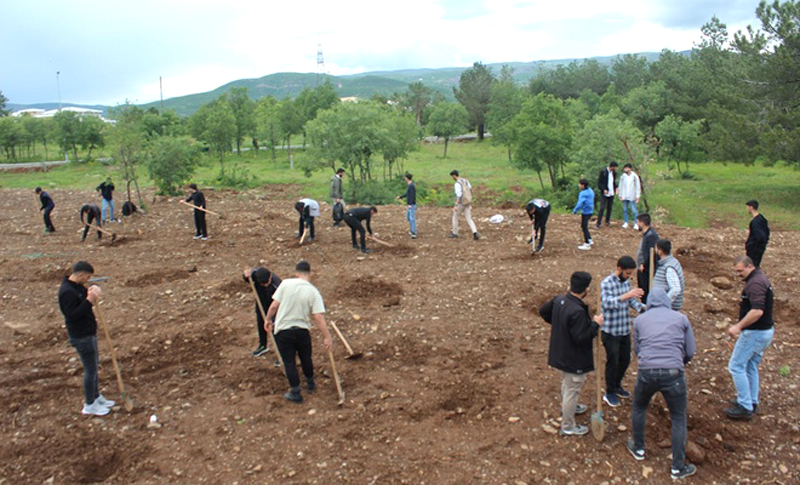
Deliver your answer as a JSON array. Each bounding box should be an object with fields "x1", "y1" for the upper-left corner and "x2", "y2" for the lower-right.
[{"x1": 9, "y1": 51, "x2": 684, "y2": 117}]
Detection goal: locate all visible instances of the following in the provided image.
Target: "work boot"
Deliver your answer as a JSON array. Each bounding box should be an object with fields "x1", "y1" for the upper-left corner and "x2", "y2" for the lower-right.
[
  {"x1": 284, "y1": 387, "x2": 303, "y2": 404},
  {"x1": 729, "y1": 398, "x2": 758, "y2": 414},
  {"x1": 725, "y1": 403, "x2": 753, "y2": 420}
]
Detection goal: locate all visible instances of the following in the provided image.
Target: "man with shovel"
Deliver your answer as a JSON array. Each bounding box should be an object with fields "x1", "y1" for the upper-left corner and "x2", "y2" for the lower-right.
[
  {"x1": 80, "y1": 204, "x2": 103, "y2": 242},
  {"x1": 540, "y1": 271, "x2": 603, "y2": 436},
  {"x1": 35, "y1": 187, "x2": 56, "y2": 233},
  {"x1": 265, "y1": 261, "x2": 333, "y2": 404},
  {"x1": 628, "y1": 287, "x2": 696, "y2": 480},
  {"x1": 295, "y1": 198, "x2": 320, "y2": 243},
  {"x1": 184, "y1": 183, "x2": 208, "y2": 240},
  {"x1": 525, "y1": 198, "x2": 550, "y2": 253},
  {"x1": 58, "y1": 261, "x2": 115, "y2": 416},
  {"x1": 344, "y1": 206, "x2": 378, "y2": 253},
  {"x1": 243, "y1": 267, "x2": 281, "y2": 357}
]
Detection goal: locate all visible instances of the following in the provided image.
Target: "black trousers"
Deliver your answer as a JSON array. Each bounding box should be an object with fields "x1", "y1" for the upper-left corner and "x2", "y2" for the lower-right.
[
  {"x1": 254, "y1": 305, "x2": 268, "y2": 348},
  {"x1": 602, "y1": 332, "x2": 632, "y2": 394},
  {"x1": 194, "y1": 210, "x2": 207, "y2": 237},
  {"x1": 298, "y1": 214, "x2": 315, "y2": 239},
  {"x1": 580, "y1": 214, "x2": 592, "y2": 243},
  {"x1": 43, "y1": 206, "x2": 55, "y2": 231},
  {"x1": 747, "y1": 246, "x2": 765, "y2": 268},
  {"x1": 597, "y1": 196, "x2": 614, "y2": 226},
  {"x1": 274, "y1": 327, "x2": 314, "y2": 389},
  {"x1": 344, "y1": 213, "x2": 366, "y2": 249},
  {"x1": 534, "y1": 206, "x2": 550, "y2": 248},
  {"x1": 638, "y1": 264, "x2": 653, "y2": 302},
  {"x1": 82, "y1": 213, "x2": 102, "y2": 241}
]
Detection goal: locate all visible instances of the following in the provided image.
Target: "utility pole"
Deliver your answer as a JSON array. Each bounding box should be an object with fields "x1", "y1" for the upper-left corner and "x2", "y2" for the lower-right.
[
  {"x1": 160, "y1": 76, "x2": 164, "y2": 110},
  {"x1": 317, "y1": 43, "x2": 325, "y2": 86},
  {"x1": 56, "y1": 71, "x2": 62, "y2": 111}
]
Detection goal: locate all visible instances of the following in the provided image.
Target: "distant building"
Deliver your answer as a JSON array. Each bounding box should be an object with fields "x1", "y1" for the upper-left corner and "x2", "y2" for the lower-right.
[
  {"x1": 340, "y1": 96, "x2": 359, "y2": 103},
  {"x1": 11, "y1": 106, "x2": 114, "y2": 123}
]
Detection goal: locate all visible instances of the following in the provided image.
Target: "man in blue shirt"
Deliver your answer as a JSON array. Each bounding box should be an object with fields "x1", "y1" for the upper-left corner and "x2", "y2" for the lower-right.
[
  {"x1": 572, "y1": 179, "x2": 594, "y2": 250},
  {"x1": 600, "y1": 256, "x2": 646, "y2": 407}
]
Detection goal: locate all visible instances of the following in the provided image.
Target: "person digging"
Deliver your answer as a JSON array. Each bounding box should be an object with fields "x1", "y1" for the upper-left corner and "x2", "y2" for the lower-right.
[
  {"x1": 343, "y1": 206, "x2": 377, "y2": 253},
  {"x1": 243, "y1": 267, "x2": 282, "y2": 358},
  {"x1": 265, "y1": 261, "x2": 333, "y2": 404},
  {"x1": 80, "y1": 204, "x2": 103, "y2": 242}
]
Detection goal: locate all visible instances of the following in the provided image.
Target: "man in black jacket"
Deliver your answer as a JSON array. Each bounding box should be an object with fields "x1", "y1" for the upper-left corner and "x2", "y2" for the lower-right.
[
  {"x1": 540, "y1": 271, "x2": 604, "y2": 436},
  {"x1": 185, "y1": 183, "x2": 208, "y2": 240},
  {"x1": 35, "y1": 187, "x2": 56, "y2": 233},
  {"x1": 243, "y1": 267, "x2": 282, "y2": 357},
  {"x1": 396, "y1": 173, "x2": 417, "y2": 239},
  {"x1": 344, "y1": 206, "x2": 377, "y2": 253},
  {"x1": 745, "y1": 200, "x2": 770, "y2": 268},
  {"x1": 525, "y1": 198, "x2": 550, "y2": 252},
  {"x1": 80, "y1": 204, "x2": 102, "y2": 242},
  {"x1": 596, "y1": 161, "x2": 618, "y2": 228},
  {"x1": 58, "y1": 261, "x2": 115, "y2": 416},
  {"x1": 636, "y1": 213, "x2": 660, "y2": 301}
]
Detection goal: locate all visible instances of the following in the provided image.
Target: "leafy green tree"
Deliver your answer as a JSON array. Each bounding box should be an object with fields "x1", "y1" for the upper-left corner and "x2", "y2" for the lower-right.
[
  {"x1": 54, "y1": 110, "x2": 82, "y2": 161},
  {"x1": 80, "y1": 116, "x2": 106, "y2": 159},
  {"x1": 454, "y1": 62, "x2": 496, "y2": 140},
  {"x1": 529, "y1": 59, "x2": 611, "y2": 99},
  {"x1": 621, "y1": 81, "x2": 671, "y2": 137},
  {"x1": 254, "y1": 96, "x2": 284, "y2": 162},
  {"x1": 379, "y1": 111, "x2": 419, "y2": 179},
  {"x1": 509, "y1": 93, "x2": 572, "y2": 189},
  {"x1": 655, "y1": 115, "x2": 705, "y2": 174},
  {"x1": 110, "y1": 103, "x2": 148, "y2": 208},
  {"x1": 487, "y1": 65, "x2": 525, "y2": 162},
  {"x1": 295, "y1": 81, "x2": 340, "y2": 146},
  {"x1": 610, "y1": 54, "x2": 651, "y2": 95},
  {"x1": 194, "y1": 97, "x2": 235, "y2": 176},
  {"x1": 572, "y1": 110, "x2": 648, "y2": 178},
  {"x1": 227, "y1": 87, "x2": 256, "y2": 155},
  {"x1": 146, "y1": 136, "x2": 199, "y2": 195},
  {"x1": 402, "y1": 82, "x2": 433, "y2": 126},
  {"x1": 0, "y1": 90, "x2": 8, "y2": 116},
  {"x1": 427, "y1": 102, "x2": 469, "y2": 158},
  {"x1": 276, "y1": 98, "x2": 303, "y2": 162},
  {"x1": 140, "y1": 109, "x2": 183, "y2": 139},
  {"x1": 0, "y1": 117, "x2": 25, "y2": 158}
]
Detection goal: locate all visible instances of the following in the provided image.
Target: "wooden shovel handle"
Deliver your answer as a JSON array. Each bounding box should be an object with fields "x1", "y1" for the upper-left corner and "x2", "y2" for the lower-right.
[
  {"x1": 370, "y1": 235, "x2": 395, "y2": 247},
  {"x1": 248, "y1": 278, "x2": 286, "y2": 375},
  {"x1": 95, "y1": 303, "x2": 126, "y2": 396},
  {"x1": 88, "y1": 224, "x2": 114, "y2": 236},
  {"x1": 180, "y1": 200, "x2": 220, "y2": 216},
  {"x1": 329, "y1": 321, "x2": 355, "y2": 355},
  {"x1": 328, "y1": 349, "x2": 345, "y2": 405}
]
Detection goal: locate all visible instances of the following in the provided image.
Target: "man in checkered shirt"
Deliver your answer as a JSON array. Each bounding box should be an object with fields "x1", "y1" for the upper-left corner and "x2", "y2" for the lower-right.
[{"x1": 601, "y1": 255, "x2": 646, "y2": 408}]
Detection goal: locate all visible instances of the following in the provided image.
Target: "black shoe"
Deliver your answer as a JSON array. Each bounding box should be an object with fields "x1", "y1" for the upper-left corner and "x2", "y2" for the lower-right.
[
  {"x1": 448, "y1": 233, "x2": 459, "y2": 238},
  {"x1": 273, "y1": 359, "x2": 281, "y2": 368},
  {"x1": 352, "y1": 244, "x2": 359, "y2": 250},
  {"x1": 728, "y1": 399, "x2": 757, "y2": 414},
  {"x1": 724, "y1": 403, "x2": 753, "y2": 420},
  {"x1": 473, "y1": 232, "x2": 480, "y2": 240},
  {"x1": 410, "y1": 233, "x2": 417, "y2": 239},
  {"x1": 252, "y1": 345, "x2": 268, "y2": 357},
  {"x1": 670, "y1": 464, "x2": 696, "y2": 480},
  {"x1": 535, "y1": 246, "x2": 544, "y2": 253},
  {"x1": 361, "y1": 248, "x2": 371, "y2": 253},
  {"x1": 308, "y1": 237, "x2": 314, "y2": 242},
  {"x1": 295, "y1": 234, "x2": 302, "y2": 239},
  {"x1": 283, "y1": 391, "x2": 303, "y2": 404},
  {"x1": 307, "y1": 380, "x2": 316, "y2": 394},
  {"x1": 627, "y1": 438, "x2": 645, "y2": 461},
  {"x1": 333, "y1": 222, "x2": 341, "y2": 227},
  {"x1": 527, "y1": 237, "x2": 533, "y2": 244}
]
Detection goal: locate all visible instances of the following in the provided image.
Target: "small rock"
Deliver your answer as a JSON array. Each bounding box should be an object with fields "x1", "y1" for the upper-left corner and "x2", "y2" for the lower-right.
[
  {"x1": 541, "y1": 424, "x2": 558, "y2": 435},
  {"x1": 686, "y1": 440, "x2": 705, "y2": 464},
  {"x1": 658, "y1": 439, "x2": 671, "y2": 448},
  {"x1": 642, "y1": 466, "x2": 653, "y2": 478},
  {"x1": 701, "y1": 389, "x2": 712, "y2": 395},
  {"x1": 710, "y1": 276, "x2": 733, "y2": 290},
  {"x1": 539, "y1": 461, "x2": 551, "y2": 467},
  {"x1": 779, "y1": 464, "x2": 789, "y2": 474},
  {"x1": 714, "y1": 433, "x2": 723, "y2": 442},
  {"x1": 617, "y1": 425, "x2": 627, "y2": 432},
  {"x1": 308, "y1": 409, "x2": 317, "y2": 416},
  {"x1": 147, "y1": 422, "x2": 162, "y2": 429},
  {"x1": 508, "y1": 416, "x2": 521, "y2": 423}
]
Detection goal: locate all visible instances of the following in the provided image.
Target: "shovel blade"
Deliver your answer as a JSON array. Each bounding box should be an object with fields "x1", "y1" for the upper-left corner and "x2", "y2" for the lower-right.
[
  {"x1": 345, "y1": 352, "x2": 364, "y2": 360},
  {"x1": 591, "y1": 411, "x2": 606, "y2": 441},
  {"x1": 123, "y1": 395, "x2": 134, "y2": 412}
]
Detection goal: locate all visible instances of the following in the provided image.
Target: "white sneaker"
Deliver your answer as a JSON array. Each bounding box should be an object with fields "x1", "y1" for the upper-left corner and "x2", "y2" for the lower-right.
[
  {"x1": 633, "y1": 223, "x2": 639, "y2": 231},
  {"x1": 82, "y1": 401, "x2": 110, "y2": 416},
  {"x1": 193, "y1": 235, "x2": 202, "y2": 240},
  {"x1": 588, "y1": 239, "x2": 594, "y2": 245},
  {"x1": 577, "y1": 243, "x2": 592, "y2": 250},
  {"x1": 622, "y1": 222, "x2": 629, "y2": 229},
  {"x1": 96, "y1": 395, "x2": 115, "y2": 408}
]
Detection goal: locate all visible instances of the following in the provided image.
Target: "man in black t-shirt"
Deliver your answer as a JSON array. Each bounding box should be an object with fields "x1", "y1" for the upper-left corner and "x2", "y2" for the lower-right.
[
  {"x1": 725, "y1": 255, "x2": 775, "y2": 420},
  {"x1": 184, "y1": 183, "x2": 208, "y2": 240},
  {"x1": 745, "y1": 200, "x2": 770, "y2": 268},
  {"x1": 80, "y1": 204, "x2": 102, "y2": 241},
  {"x1": 35, "y1": 187, "x2": 56, "y2": 233},
  {"x1": 96, "y1": 178, "x2": 116, "y2": 222},
  {"x1": 243, "y1": 267, "x2": 282, "y2": 357},
  {"x1": 525, "y1": 198, "x2": 550, "y2": 252},
  {"x1": 344, "y1": 206, "x2": 377, "y2": 253}
]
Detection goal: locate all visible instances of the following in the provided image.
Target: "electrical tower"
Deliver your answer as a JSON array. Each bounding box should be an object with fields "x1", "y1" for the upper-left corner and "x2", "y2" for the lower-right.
[{"x1": 317, "y1": 43, "x2": 325, "y2": 85}]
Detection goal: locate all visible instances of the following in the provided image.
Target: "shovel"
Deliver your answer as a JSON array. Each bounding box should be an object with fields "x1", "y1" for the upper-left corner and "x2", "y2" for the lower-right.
[
  {"x1": 88, "y1": 224, "x2": 117, "y2": 242},
  {"x1": 299, "y1": 227, "x2": 309, "y2": 246},
  {"x1": 328, "y1": 348, "x2": 345, "y2": 406},
  {"x1": 649, "y1": 247, "x2": 655, "y2": 293},
  {"x1": 369, "y1": 235, "x2": 395, "y2": 247},
  {"x1": 591, "y1": 286, "x2": 606, "y2": 441},
  {"x1": 247, "y1": 278, "x2": 286, "y2": 375},
  {"x1": 94, "y1": 303, "x2": 134, "y2": 411},
  {"x1": 329, "y1": 321, "x2": 363, "y2": 360},
  {"x1": 179, "y1": 200, "x2": 225, "y2": 219}
]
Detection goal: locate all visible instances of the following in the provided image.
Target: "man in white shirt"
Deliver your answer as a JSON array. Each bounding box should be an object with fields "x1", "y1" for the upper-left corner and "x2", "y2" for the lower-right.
[
  {"x1": 448, "y1": 170, "x2": 479, "y2": 240},
  {"x1": 266, "y1": 261, "x2": 333, "y2": 403},
  {"x1": 618, "y1": 163, "x2": 642, "y2": 230},
  {"x1": 596, "y1": 161, "x2": 618, "y2": 228}
]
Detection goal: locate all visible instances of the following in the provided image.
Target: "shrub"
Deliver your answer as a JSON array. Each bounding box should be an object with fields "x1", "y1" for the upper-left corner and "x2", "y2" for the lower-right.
[{"x1": 146, "y1": 136, "x2": 200, "y2": 195}]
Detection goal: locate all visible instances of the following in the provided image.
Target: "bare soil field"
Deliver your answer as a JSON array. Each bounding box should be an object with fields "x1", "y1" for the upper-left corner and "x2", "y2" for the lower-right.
[{"x1": 1, "y1": 188, "x2": 798, "y2": 484}]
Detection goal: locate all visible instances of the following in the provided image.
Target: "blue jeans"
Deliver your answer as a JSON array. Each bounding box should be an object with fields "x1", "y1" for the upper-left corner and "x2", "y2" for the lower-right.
[
  {"x1": 632, "y1": 369, "x2": 687, "y2": 471},
  {"x1": 622, "y1": 200, "x2": 638, "y2": 224},
  {"x1": 728, "y1": 327, "x2": 774, "y2": 411},
  {"x1": 406, "y1": 204, "x2": 417, "y2": 234},
  {"x1": 70, "y1": 335, "x2": 99, "y2": 404},
  {"x1": 102, "y1": 198, "x2": 115, "y2": 221}
]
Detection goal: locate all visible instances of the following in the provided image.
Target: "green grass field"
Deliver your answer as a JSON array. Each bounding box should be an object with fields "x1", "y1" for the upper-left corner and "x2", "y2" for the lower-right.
[{"x1": 2, "y1": 142, "x2": 797, "y2": 230}]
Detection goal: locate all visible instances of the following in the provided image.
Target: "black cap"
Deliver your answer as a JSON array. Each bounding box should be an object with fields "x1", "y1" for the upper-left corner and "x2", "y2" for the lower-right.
[
  {"x1": 253, "y1": 268, "x2": 272, "y2": 283},
  {"x1": 570, "y1": 271, "x2": 592, "y2": 294}
]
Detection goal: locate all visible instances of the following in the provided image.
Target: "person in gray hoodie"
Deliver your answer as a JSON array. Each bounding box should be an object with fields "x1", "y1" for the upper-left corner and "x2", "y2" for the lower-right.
[{"x1": 628, "y1": 287, "x2": 697, "y2": 480}]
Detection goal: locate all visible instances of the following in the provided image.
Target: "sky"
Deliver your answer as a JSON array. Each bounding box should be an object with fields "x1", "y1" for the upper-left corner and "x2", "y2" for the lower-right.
[{"x1": 1, "y1": 0, "x2": 762, "y2": 106}]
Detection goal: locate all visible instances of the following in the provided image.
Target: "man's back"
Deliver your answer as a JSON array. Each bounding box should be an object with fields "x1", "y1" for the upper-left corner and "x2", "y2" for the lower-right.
[{"x1": 273, "y1": 278, "x2": 325, "y2": 332}]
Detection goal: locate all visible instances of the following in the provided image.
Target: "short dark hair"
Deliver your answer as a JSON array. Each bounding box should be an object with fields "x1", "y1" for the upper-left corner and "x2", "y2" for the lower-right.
[
  {"x1": 35, "y1": 187, "x2": 42, "y2": 194},
  {"x1": 637, "y1": 213, "x2": 651, "y2": 226},
  {"x1": 294, "y1": 201, "x2": 305, "y2": 213},
  {"x1": 734, "y1": 255, "x2": 754, "y2": 267},
  {"x1": 369, "y1": 205, "x2": 378, "y2": 214},
  {"x1": 570, "y1": 271, "x2": 592, "y2": 294},
  {"x1": 623, "y1": 163, "x2": 633, "y2": 169},
  {"x1": 449, "y1": 170, "x2": 459, "y2": 177},
  {"x1": 405, "y1": 173, "x2": 413, "y2": 180},
  {"x1": 656, "y1": 239, "x2": 672, "y2": 255},
  {"x1": 296, "y1": 261, "x2": 311, "y2": 273},
  {"x1": 609, "y1": 161, "x2": 619, "y2": 167},
  {"x1": 746, "y1": 199, "x2": 759, "y2": 210},
  {"x1": 617, "y1": 256, "x2": 637, "y2": 270},
  {"x1": 189, "y1": 183, "x2": 198, "y2": 190},
  {"x1": 254, "y1": 267, "x2": 272, "y2": 283},
  {"x1": 72, "y1": 261, "x2": 94, "y2": 275},
  {"x1": 336, "y1": 168, "x2": 345, "y2": 174},
  {"x1": 579, "y1": 178, "x2": 589, "y2": 188}
]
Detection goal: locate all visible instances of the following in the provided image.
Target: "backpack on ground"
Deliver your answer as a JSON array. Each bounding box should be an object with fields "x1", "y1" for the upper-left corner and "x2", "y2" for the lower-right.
[
  {"x1": 122, "y1": 201, "x2": 137, "y2": 216},
  {"x1": 333, "y1": 202, "x2": 344, "y2": 222},
  {"x1": 459, "y1": 179, "x2": 473, "y2": 206}
]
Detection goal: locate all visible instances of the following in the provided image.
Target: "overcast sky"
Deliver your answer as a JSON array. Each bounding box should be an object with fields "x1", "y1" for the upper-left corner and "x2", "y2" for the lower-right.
[{"x1": 1, "y1": 0, "x2": 761, "y2": 106}]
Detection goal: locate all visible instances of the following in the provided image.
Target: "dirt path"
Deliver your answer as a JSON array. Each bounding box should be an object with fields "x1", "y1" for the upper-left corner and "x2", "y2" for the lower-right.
[{"x1": 1, "y1": 188, "x2": 798, "y2": 484}]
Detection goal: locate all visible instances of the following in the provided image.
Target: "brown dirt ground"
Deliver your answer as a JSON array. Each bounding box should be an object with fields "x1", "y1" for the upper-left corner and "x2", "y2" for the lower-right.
[{"x1": 1, "y1": 188, "x2": 798, "y2": 485}]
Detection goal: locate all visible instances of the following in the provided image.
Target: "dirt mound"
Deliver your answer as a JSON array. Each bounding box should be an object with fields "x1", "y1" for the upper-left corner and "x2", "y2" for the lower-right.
[
  {"x1": 125, "y1": 268, "x2": 192, "y2": 287},
  {"x1": 337, "y1": 275, "x2": 404, "y2": 299}
]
